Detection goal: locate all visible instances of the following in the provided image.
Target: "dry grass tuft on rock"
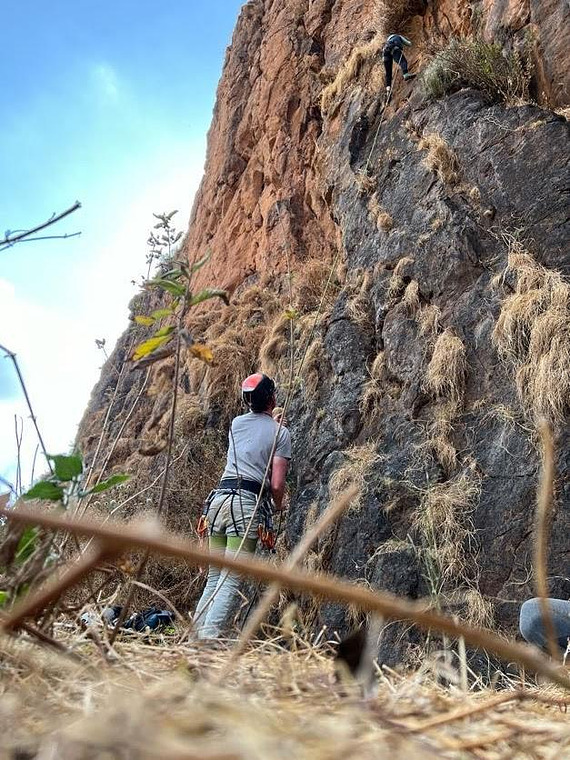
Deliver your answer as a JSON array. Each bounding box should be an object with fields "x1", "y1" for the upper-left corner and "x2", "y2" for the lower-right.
[
  {"x1": 401, "y1": 280, "x2": 420, "y2": 315},
  {"x1": 361, "y1": 351, "x2": 387, "y2": 420},
  {"x1": 416, "y1": 304, "x2": 441, "y2": 339},
  {"x1": 417, "y1": 402, "x2": 458, "y2": 474},
  {"x1": 321, "y1": 33, "x2": 384, "y2": 114},
  {"x1": 329, "y1": 443, "x2": 381, "y2": 512},
  {"x1": 368, "y1": 194, "x2": 394, "y2": 232},
  {"x1": 424, "y1": 329, "x2": 467, "y2": 406},
  {"x1": 387, "y1": 256, "x2": 415, "y2": 300},
  {"x1": 414, "y1": 469, "x2": 481, "y2": 586},
  {"x1": 492, "y1": 242, "x2": 570, "y2": 426},
  {"x1": 355, "y1": 169, "x2": 376, "y2": 196},
  {"x1": 418, "y1": 134, "x2": 459, "y2": 186}
]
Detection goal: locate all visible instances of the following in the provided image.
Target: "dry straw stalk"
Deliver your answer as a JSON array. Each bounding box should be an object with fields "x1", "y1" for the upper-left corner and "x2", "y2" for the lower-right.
[{"x1": 1, "y1": 505, "x2": 569, "y2": 690}]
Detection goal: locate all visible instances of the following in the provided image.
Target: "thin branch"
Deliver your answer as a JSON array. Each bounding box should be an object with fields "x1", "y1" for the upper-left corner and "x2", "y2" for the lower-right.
[
  {"x1": 0, "y1": 202, "x2": 81, "y2": 251},
  {"x1": 0, "y1": 344, "x2": 52, "y2": 475},
  {"x1": 1, "y1": 505, "x2": 569, "y2": 690},
  {"x1": 534, "y1": 420, "x2": 560, "y2": 661},
  {"x1": 7, "y1": 232, "x2": 82, "y2": 245}
]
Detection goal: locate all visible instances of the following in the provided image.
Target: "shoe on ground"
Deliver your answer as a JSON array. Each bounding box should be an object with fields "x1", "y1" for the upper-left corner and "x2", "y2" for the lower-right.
[{"x1": 403, "y1": 73, "x2": 416, "y2": 81}]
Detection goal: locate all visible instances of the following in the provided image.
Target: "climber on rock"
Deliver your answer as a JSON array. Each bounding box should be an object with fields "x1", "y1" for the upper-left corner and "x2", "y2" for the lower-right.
[
  {"x1": 383, "y1": 33, "x2": 416, "y2": 99},
  {"x1": 193, "y1": 372, "x2": 291, "y2": 641}
]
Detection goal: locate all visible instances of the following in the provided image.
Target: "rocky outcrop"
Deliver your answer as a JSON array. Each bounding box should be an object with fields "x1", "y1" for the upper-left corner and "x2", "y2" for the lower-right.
[{"x1": 78, "y1": 0, "x2": 569, "y2": 663}]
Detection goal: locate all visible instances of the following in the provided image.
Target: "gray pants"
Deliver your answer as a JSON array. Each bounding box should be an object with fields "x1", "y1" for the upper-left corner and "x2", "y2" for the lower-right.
[
  {"x1": 519, "y1": 598, "x2": 570, "y2": 652},
  {"x1": 194, "y1": 490, "x2": 259, "y2": 640}
]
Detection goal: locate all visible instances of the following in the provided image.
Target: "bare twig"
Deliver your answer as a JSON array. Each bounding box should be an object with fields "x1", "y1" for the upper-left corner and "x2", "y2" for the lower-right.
[
  {"x1": 534, "y1": 420, "x2": 560, "y2": 661},
  {"x1": 2, "y1": 506, "x2": 569, "y2": 690},
  {"x1": 0, "y1": 202, "x2": 81, "y2": 251},
  {"x1": 0, "y1": 344, "x2": 52, "y2": 474}
]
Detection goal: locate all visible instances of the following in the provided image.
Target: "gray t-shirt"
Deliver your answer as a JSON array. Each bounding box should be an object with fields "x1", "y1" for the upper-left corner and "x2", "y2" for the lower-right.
[{"x1": 221, "y1": 412, "x2": 292, "y2": 485}]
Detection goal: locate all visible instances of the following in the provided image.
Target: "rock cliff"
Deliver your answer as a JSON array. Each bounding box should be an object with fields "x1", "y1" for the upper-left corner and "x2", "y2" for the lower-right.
[{"x1": 78, "y1": 0, "x2": 569, "y2": 663}]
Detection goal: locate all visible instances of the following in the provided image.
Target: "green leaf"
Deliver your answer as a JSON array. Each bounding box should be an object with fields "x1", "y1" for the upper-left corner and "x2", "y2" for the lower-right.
[
  {"x1": 154, "y1": 325, "x2": 175, "y2": 338},
  {"x1": 85, "y1": 474, "x2": 130, "y2": 494},
  {"x1": 190, "y1": 252, "x2": 211, "y2": 273},
  {"x1": 48, "y1": 453, "x2": 83, "y2": 481},
  {"x1": 16, "y1": 527, "x2": 39, "y2": 564},
  {"x1": 189, "y1": 288, "x2": 229, "y2": 308},
  {"x1": 132, "y1": 335, "x2": 172, "y2": 361},
  {"x1": 23, "y1": 481, "x2": 65, "y2": 502},
  {"x1": 284, "y1": 308, "x2": 300, "y2": 320},
  {"x1": 0, "y1": 591, "x2": 8, "y2": 608},
  {"x1": 150, "y1": 279, "x2": 185, "y2": 297},
  {"x1": 134, "y1": 315, "x2": 155, "y2": 326},
  {"x1": 162, "y1": 268, "x2": 184, "y2": 281},
  {"x1": 151, "y1": 308, "x2": 173, "y2": 320}
]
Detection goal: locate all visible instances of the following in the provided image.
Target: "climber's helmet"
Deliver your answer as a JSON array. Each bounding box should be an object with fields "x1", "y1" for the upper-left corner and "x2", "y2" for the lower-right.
[{"x1": 241, "y1": 373, "x2": 276, "y2": 413}]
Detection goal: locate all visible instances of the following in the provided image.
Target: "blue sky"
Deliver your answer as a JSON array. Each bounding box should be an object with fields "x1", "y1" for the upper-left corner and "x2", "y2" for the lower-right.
[{"x1": 0, "y1": 0, "x2": 244, "y2": 490}]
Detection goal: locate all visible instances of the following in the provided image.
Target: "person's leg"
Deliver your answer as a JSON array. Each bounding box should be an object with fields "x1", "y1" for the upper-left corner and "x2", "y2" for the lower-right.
[
  {"x1": 383, "y1": 54, "x2": 393, "y2": 89},
  {"x1": 519, "y1": 598, "x2": 570, "y2": 651},
  {"x1": 199, "y1": 535, "x2": 257, "y2": 639},
  {"x1": 393, "y1": 48, "x2": 408, "y2": 76},
  {"x1": 194, "y1": 533, "x2": 226, "y2": 637},
  {"x1": 199, "y1": 492, "x2": 259, "y2": 639}
]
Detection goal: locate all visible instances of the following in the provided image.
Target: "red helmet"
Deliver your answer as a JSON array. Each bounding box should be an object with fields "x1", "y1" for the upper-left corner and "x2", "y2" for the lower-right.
[{"x1": 241, "y1": 373, "x2": 276, "y2": 412}]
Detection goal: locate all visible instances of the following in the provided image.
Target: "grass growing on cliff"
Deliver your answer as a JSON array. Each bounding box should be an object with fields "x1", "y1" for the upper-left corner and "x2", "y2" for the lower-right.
[
  {"x1": 368, "y1": 194, "x2": 394, "y2": 232},
  {"x1": 424, "y1": 328, "x2": 467, "y2": 406},
  {"x1": 417, "y1": 134, "x2": 459, "y2": 186},
  {"x1": 321, "y1": 33, "x2": 384, "y2": 114},
  {"x1": 329, "y1": 443, "x2": 381, "y2": 513},
  {"x1": 421, "y1": 38, "x2": 532, "y2": 104},
  {"x1": 387, "y1": 256, "x2": 415, "y2": 300},
  {"x1": 492, "y1": 240, "x2": 570, "y2": 426},
  {"x1": 413, "y1": 469, "x2": 480, "y2": 587}
]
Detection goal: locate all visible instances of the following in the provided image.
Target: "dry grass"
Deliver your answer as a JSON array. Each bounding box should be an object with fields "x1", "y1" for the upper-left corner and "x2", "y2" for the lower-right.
[
  {"x1": 300, "y1": 337, "x2": 324, "y2": 398},
  {"x1": 418, "y1": 134, "x2": 459, "y2": 186},
  {"x1": 401, "y1": 280, "x2": 420, "y2": 315},
  {"x1": 416, "y1": 304, "x2": 441, "y2": 339},
  {"x1": 368, "y1": 194, "x2": 394, "y2": 232},
  {"x1": 424, "y1": 329, "x2": 467, "y2": 406},
  {"x1": 294, "y1": 258, "x2": 340, "y2": 313},
  {"x1": 321, "y1": 32, "x2": 384, "y2": 114},
  {"x1": 2, "y1": 634, "x2": 569, "y2": 760},
  {"x1": 361, "y1": 352, "x2": 387, "y2": 420},
  {"x1": 492, "y1": 242, "x2": 570, "y2": 426},
  {"x1": 387, "y1": 256, "x2": 415, "y2": 300},
  {"x1": 346, "y1": 270, "x2": 373, "y2": 330},
  {"x1": 417, "y1": 402, "x2": 458, "y2": 474},
  {"x1": 355, "y1": 169, "x2": 376, "y2": 195},
  {"x1": 329, "y1": 443, "x2": 381, "y2": 513},
  {"x1": 413, "y1": 469, "x2": 481, "y2": 585},
  {"x1": 259, "y1": 313, "x2": 291, "y2": 379}
]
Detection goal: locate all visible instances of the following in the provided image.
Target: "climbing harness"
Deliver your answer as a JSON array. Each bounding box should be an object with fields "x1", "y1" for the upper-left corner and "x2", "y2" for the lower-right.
[{"x1": 197, "y1": 480, "x2": 277, "y2": 551}]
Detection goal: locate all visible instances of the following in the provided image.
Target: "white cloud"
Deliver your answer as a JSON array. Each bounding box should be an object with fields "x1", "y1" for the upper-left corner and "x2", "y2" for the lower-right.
[{"x1": 0, "y1": 154, "x2": 204, "y2": 492}]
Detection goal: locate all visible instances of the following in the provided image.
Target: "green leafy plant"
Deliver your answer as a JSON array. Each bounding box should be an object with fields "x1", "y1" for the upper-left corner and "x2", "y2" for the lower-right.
[
  {"x1": 132, "y1": 244, "x2": 229, "y2": 366},
  {"x1": 22, "y1": 453, "x2": 129, "y2": 507}
]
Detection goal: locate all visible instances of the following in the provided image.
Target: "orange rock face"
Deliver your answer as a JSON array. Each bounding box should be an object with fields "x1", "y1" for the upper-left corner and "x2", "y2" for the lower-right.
[{"x1": 185, "y1": 0, "x2": 568, "y2": 297}]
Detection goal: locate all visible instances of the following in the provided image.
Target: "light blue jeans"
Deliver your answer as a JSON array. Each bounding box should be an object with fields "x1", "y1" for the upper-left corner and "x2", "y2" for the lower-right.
[{"x1": 194, "y1": 490, "x2": 258, "y2": 640}]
